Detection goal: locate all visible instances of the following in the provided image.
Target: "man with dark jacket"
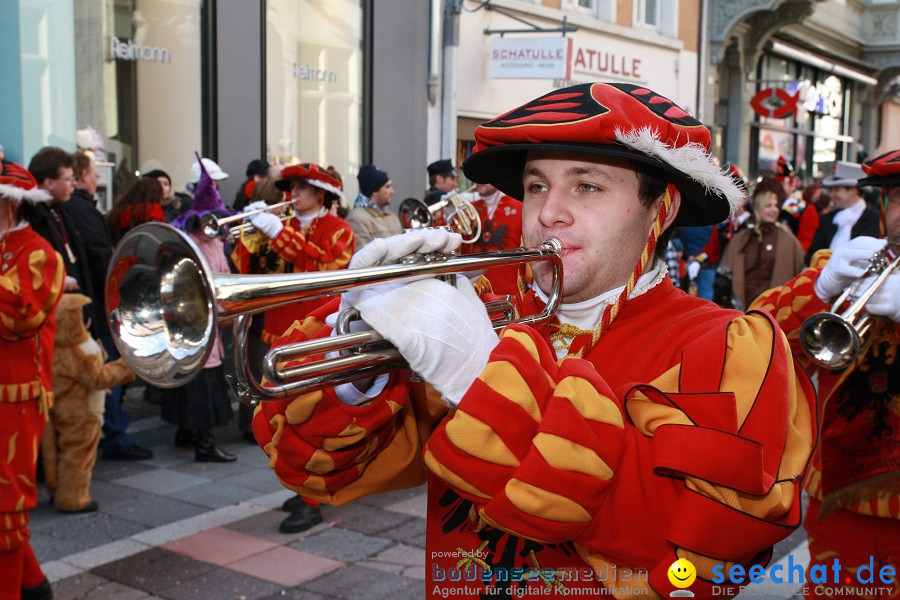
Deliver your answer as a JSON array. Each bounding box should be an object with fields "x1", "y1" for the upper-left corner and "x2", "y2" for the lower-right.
[
  {"x1": 60, "y1": 151, "x2": 153, "y2": 462},
  {"x1": 806, "y1": 161, "x2": 880, "y2": 263}
]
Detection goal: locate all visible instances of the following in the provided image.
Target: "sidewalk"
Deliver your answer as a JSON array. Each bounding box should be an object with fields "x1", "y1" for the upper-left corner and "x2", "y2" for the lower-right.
[{"x1": 31, "y1": 384, "x2": 427, "y2": 599}]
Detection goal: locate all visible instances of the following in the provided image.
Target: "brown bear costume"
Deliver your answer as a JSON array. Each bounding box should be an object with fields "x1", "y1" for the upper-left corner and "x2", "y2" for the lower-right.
[{"x1": 42, "y1": 293, "x2": 134, "y2": 512}]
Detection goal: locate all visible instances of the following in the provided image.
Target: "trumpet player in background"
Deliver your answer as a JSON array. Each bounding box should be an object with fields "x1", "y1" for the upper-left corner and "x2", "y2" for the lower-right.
[
  {"x1": 751, "y1": 149, "x2": 900, "y2": 600},
  {"x1": 457, "y1": 181, "x2": 524, "y2": 300},
  {"x1": 253, "y1": 83, "x2": 816, "y2": 599},
  {"x1": 238, "y1": 162, "x2": 354, "y2": 533}
]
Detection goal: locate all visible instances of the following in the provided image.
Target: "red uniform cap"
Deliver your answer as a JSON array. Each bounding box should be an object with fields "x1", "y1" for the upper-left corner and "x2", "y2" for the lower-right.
[
  {"x1": 462, "y1": 82, "x2": 743, "y2": 226},
  {"x1": 276, "y1": 163, "x2": 344, "y2": 201},
  {"x1": 858, "y1": 149, "x2": 900, "y2": 188},
  {"x1": 0, "y1": 160, "x2": 52, "y2": 204}
]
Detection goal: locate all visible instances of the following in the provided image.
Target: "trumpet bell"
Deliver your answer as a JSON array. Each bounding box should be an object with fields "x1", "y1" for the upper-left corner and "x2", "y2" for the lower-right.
[
  {"x1": 106, "y1": 223, "x2": 216, "y2": 387},
  {"x1": 399, "y1": 198, "x2": 433, "y2": 229},
  {"x1": 798, "y1": 311, "x2": 861, "y2": 370}
]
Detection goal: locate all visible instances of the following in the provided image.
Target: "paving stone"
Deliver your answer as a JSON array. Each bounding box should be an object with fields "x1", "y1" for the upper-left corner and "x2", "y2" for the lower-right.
[
  {"x1": 88, "y1": 480, "x2": 156, "y2": 509},
  {"x1": 376, "y1": 516, "x2": 427, "y2": 548},
  {"x1": 288, "y1": 526, "x2": 395, "y2": 563},
  {"x1": 163, "y1": 527, "x2": 278, "y2": 566},
  {"x1": 320, "y1": 502, "x2": 411, "y2": 536},
  {"x1": 157, "y1": 567, "x2": 283, "y2": 600},
  {"x1": 169, "y1": 455, "x2": 259, "y2": 480},
  {"x1": 103, "y1": 494, "x2": 208, "y2": 528},
  {"x1": 300, "y1": 564, "x2": 422, "y2": 599},
  {"x1": 226, "y1": 509, "x2": 331, "y2": 545},
  {"x1": 52, "y1": 572, "x2": 151, "y2": 600},
  {"x1": 90, "y1": 459, "x2": 157, "y2": 483},
  {"x1": 371, "y1": 543, "x2": 426, "y2": 568},
  {"x1": 41, "y1": 560, "x2": 82, "y2": 583},
  {"x1": 216, "y1": 467, "x2": 288, "y2": 494},
  {"x1": 168, "y1": 479, "x2": 263, "y2": 509},
  {"x1": 113, "y1": 468, "x2": 209, "y2": 495},
  {"x1": 358, "y1": 485, "x2": 427, "y2": 509},
  {"x1": 381, "y1": 492, "x2": 427, "y2": 519},
  {"x1": 91, "y1": 547, "x2": 215, "y2": 594},
  {"x1": 30, "y1": 513, "x2": 148, "y2": 562},
  {"x1": 228, "y1": 546, "x2": 344, "y2": 587},
  {"x1": 259, "y1": 589, "x2": 337, "y2": 600},
  {"x1": 63, "y1": 538, "x2": 150, "y2": 570}
]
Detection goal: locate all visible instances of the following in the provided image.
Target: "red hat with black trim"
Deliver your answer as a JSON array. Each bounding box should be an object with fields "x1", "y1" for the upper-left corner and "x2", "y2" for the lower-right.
[
  {"x1": 0, "y1": 160, "x2": 52, "y2": 204},
  {"x1": 276, "y1": 162, "x2": 344, "y2": 201},
  {"x1": 774, "y1": 155, "x2": 795, "y2": 181},
  {"x1": 462, "y1": 82, "x2": 743, "y2": 226},
  {"x1": 857, "y1": 149, "x2": 900, "y2": 188}
]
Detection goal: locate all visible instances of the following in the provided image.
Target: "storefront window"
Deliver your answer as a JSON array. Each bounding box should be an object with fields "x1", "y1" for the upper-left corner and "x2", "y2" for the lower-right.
[
  {"x1": 75, "y1": 0, "x2": 203, "y2": 209},
  {"x1": 265, "y1": 0, "x2": 363, "y2": 199}
]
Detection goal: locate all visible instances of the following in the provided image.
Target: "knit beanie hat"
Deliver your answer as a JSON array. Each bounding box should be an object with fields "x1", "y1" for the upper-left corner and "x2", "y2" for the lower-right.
[{"x1": 357, "y1": 164, "x2": 390, "y2": 197}]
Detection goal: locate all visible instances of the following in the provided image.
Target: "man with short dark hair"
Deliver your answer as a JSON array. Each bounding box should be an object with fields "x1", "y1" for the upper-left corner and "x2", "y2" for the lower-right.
[
  {"x1": 424, "y1": 158, "x2": 458, "y2": 206},
  {"x1": 233, "y1": 158, "x2": 271, "y2": 211},
  {"x1": 253, "y1": 83, "x2": 817, "y2": 599}
]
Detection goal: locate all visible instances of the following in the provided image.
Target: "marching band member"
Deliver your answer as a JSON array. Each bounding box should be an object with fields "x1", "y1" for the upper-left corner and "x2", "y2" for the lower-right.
[
  {"x1": 0, "y1": 161, "x2": 64, "y2": 600},
  {"x1": 752, "y1": 149, "x2": 900, "y2": 600},
  {"x1": 241, "y1": 162, "x2": 355, "y2": 346},
  {"x1": 239, "y1": 162, "x2": 354, "y2": 533},
  {"x1": 253, "y1": 83, "x2": 816, "y2": 598},
  {"x1": 459, "y1": 182, "x2": 524, "y2": 300}
]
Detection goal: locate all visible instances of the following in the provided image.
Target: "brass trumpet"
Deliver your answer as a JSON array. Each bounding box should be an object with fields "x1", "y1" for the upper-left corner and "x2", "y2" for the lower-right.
[
  {"x1": 800, "y1": 235, "x2": 899, "y2": 369},
  {"x1": 399, "y1": 185, "x2": 482, "y2": 243},
  {"x1": 106, "y1": 223, "x2": 563, "y2": 404},
  {"x1": 201, "y1": 199, "x2": 294, "y2": 238}
]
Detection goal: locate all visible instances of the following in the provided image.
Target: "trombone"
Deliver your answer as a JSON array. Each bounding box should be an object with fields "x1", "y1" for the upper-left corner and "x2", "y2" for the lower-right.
[
  {"x1": 800, "y1": 234, "x2": 899, "y2": 369},
  {"x1": 201, "y1": 199, "x2": 294, "y2": 238},
  {"x1": 106, "y1": 223, "x2": 563, "y2": 404},
  {"x1": 399, "y1": 185, "x2": 482, "y2": 244}
]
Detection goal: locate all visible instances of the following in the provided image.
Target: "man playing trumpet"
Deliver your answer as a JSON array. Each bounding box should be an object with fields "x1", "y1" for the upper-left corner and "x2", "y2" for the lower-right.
[
  {"x1": 253, "y1": 83, "x2": 816, "y2": 599},
  {"x1": 752, "y1": 149, "x2": 900, "y2": 600}
]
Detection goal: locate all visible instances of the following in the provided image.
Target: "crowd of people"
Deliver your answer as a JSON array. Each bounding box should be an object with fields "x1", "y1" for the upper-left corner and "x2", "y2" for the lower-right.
[{"x1": 1, "y1": 80, "x2": 898, "y2": 600}]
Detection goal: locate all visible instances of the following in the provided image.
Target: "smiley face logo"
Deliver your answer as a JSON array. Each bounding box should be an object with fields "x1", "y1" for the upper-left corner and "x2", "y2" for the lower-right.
[{"x1": 667, "y1": 558, "x2": 697, "y2": 589}]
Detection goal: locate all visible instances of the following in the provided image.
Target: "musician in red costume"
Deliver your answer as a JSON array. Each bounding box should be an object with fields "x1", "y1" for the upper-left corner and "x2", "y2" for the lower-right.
[
  {"x1": 459, "y1": 182, "x2": 524, "y2": 299},
  {"x1": 239, "y1": 162, "x2": 354, "y2": 533},
  {"x1": 253, "y1": 83, "x2": 817, "y2": 599},
  {"x1": 239, "y1": 162, "x2": 355, "y2": 345},
  {"x1": 752, "y1": 148, "x2": 900, "y2": 600},
  {"x1": 0, "y1": 161, "x2": 65, "y2": 600}
]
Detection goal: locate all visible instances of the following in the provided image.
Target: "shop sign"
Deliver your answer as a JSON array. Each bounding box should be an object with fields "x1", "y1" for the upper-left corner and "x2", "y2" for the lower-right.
[
  {"x1": 293, "y1": 62, "x2": 337, "y2": 83},
  {"x1": 750, "y1": 77, "x2": 843, "y2": 120},
  {"x1": 489, "y1": 36, "x2": 570, "y2": 79},
  {"x1": 571, "y1": 45, "x2": 641, "y2": 80},
  {"x1": 110, "y1": 36, "x2": 171, "y2": 63}
]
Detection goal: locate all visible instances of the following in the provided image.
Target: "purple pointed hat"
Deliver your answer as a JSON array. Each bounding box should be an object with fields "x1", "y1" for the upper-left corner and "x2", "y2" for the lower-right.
[{"x1": 172, "y1": 152, "x2": 235, "y2": 232}]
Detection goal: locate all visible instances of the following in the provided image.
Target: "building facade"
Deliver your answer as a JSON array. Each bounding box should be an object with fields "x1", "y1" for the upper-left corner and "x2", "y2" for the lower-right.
[
  {"x1": 702, "y1": 0, "x2": 900, "y2": 182},
  {"x1": 0, "y1": 0, "x2": 433, "y2": 208}
]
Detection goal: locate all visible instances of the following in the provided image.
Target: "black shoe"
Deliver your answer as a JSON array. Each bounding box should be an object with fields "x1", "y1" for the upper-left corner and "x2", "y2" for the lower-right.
[
  {"x1": 174, "y1": 428, "x2": 197, "y2": 448},
  {"x1": 57, "y1": 500, "x2": 98, "y2": 514},
  {"x1": 195, "y1": 445, "x2": 237, "y2": 463},
  {"x1": 22, "y1": 577, "x2": 53, "y2": 600},
  {"x1": 102, "y1": 443, "x2": 153, "y2": 461},
  {"x1": 279, "y1": 504, "x2": 323, "y2": 534},
  {"x1": 281, "y1": 494, "x2": 305, "y2": 512}
]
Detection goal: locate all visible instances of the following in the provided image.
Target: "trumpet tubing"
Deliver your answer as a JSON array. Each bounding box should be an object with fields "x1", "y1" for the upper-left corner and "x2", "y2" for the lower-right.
[
  {"x1": 398, "y1": 186, "x2": 482, "y2": 243},
  {"x1": 799, "y1": 235, "x2": 899, "y2": 369},
  {"x1": 106, "y1": 223, "x2": 563, "y2": 403},
  {"x1": 202, "y1": 199, "x2": 294, "y2": 238}
]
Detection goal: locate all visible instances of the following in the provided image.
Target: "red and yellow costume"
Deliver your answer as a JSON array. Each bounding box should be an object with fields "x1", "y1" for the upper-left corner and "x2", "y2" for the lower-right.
[
  {"x1": 461, "y1": 193, "x2": 524, "y2": 299},
  {"x1": 233, "y1": 212, "x2": 354, "y2": 343},
  {"x1": 753, "y1": 251, "x2": 900, "y2": 600},
  {"x1": 0, "y1": 225, "x2": 64, "y2": 591},
  {"x1": 254, "y1": 274, "x2": 816, "y2": 598}
]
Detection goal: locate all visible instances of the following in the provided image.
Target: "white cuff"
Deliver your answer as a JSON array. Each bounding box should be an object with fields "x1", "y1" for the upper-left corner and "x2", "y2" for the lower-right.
[{"x1": 334, "y1": 374, "x2": 390, "y2": 406}]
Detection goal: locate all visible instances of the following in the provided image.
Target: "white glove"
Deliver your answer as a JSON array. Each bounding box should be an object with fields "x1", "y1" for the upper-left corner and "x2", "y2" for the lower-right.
[
  {"x1": 814, "y1": 237, "x2": 887, "y2": 304},
  {"x1": 687, "y1": 260, "x2": 701, "y2": 281},
  {"x1": 349, "y1": 229, "x2": 462, "y2": 270},
  {"x1": 350, "y1": 275, "x2": 498, "y2": 406},
  {"x1": 249, "y1": 210, "x2": 284, "y2": 239},
  {"x1": 866, "y1": 272, "x2": 900, "y2": 323},
  {"x1": 244, "y1": 200, "x2": 268, "y2": 214}
]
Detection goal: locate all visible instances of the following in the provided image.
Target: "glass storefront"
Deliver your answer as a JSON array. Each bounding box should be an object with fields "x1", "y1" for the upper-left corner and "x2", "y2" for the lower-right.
[
  {"x1": 751, "y1": 53, "x2": 853, "y2": 183},
  {"x1": 265, "y1": 0, "x2": 364, "y2": 198},
  {"x1": 75, "y1": 0, "x2": 203, "y2": 208}
]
